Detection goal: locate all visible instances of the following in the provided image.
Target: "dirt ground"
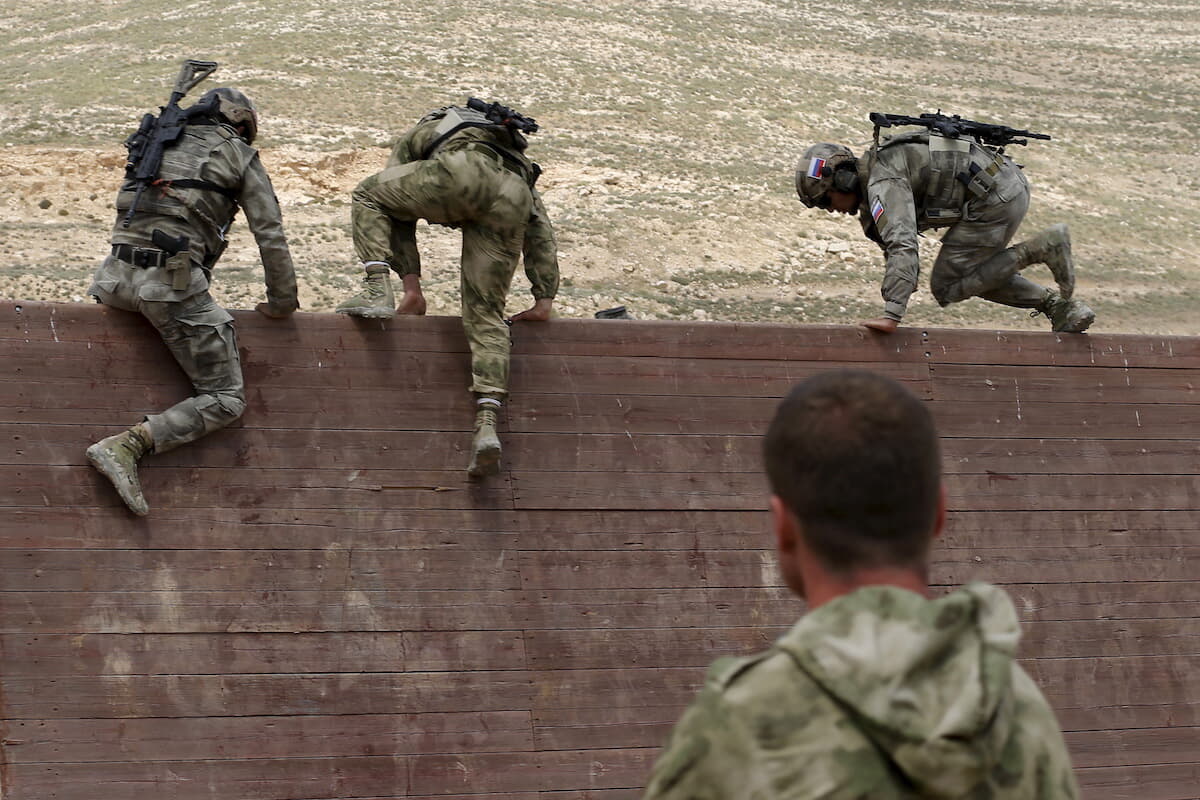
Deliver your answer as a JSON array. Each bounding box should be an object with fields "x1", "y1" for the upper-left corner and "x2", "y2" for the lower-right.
[{"x1": 1, "y1": 0, "x2": 1197, "y2": 334}]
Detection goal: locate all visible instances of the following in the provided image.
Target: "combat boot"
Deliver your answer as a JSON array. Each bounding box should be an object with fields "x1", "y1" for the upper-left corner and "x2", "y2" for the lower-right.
[
  {"x1": 1033, "y1": 291, "x2": 1095, "y2": 333},
  {"x1": 1017, "y1": 223, "x2": 1075, "y2": 299},
  {"x1": 86, "y1": 424, "x2": 153, "y2": 516},
  {"x1": 335, "y1": 263, "x2": 395, "y2": 319},
  {"x1": 467, "y1": 404, "x2": 502, "y2": 478}
]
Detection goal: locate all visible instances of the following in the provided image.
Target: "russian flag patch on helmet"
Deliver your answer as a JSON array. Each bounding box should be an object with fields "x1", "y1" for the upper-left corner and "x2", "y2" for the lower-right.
[
  {"x1": 871, "y1": 198, "x2": 885, "y2": 222},
  {"x1": 806, "y1": 157, "x2": 827, "y2": 179}
]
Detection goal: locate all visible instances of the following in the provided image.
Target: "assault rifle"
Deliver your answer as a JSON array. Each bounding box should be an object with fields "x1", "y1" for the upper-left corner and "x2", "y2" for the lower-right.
[
  {"x1": 466, "y1": 97, "x2": 539, "y2": 134},
  {"x1": 869, "y1": 111, "x2": 1050, "y2": 152},
  {"x1": 121, "y1": 59, "x2": 219, "y2": 227}
]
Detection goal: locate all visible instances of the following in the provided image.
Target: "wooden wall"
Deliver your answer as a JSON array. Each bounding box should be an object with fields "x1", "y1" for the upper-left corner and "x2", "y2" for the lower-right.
[{"x1": 1, "y1": 299, "x2": 1197, "y2": 799}]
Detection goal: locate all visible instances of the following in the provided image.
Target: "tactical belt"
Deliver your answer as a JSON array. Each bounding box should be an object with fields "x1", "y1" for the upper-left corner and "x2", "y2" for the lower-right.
[{"x1": 112, "y1": 243, "x2": 169, "y2": 268}]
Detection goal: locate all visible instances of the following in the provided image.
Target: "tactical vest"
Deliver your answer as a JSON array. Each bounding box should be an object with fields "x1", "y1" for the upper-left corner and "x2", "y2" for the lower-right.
[
  {"x1": 116, "y1": 122, "x2": 241, "y2": 234},
  {"x1": 869, "y1": 132, "x2": 1008, "y2": 225},
  {"x1": 418, "y1": 106, "x2": 535, "y2": 185}
]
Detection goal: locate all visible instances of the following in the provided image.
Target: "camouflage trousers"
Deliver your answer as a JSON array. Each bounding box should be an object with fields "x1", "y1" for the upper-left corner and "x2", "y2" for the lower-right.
[
  {"x1": 89, "y1": 255, "x2": 246, "y2": 453},
  {"x1": 351, "y1": 145, "x2": 533, "y2": 396},
  {"x1": 930, "y1": 163, "x2": 1048, "y2": 310}
]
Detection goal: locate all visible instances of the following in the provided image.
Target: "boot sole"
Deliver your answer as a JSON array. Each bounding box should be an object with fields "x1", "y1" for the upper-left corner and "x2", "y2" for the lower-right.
[
  {"x1": 468, "y1": 443, "x2": 502, "y2": 479},
  {"x1": 86, "y1": 444, "x2": 150, "y2": 516},
  {"x1": 1055, "y1": 310, "x2": 1095, "y2": 334},
  {"x1": 336, "y1": 307, "x2": 396, "y2": 319}
]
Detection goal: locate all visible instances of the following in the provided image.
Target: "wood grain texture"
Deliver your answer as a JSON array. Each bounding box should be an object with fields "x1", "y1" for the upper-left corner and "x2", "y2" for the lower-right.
[{"x1": 2, "y1": 300, "x2": 1197, "y2": 798}]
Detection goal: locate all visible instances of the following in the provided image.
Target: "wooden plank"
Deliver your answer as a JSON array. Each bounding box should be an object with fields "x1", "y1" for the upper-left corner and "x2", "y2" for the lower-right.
[
  {"x1": 3, "y1": 338, "x2": 930, "y2": 399},
  {"x1": 1065, "y1": 726, "x2": 1200, "y2": 769},
  {"x1": 2, "y1": 755, "x2": 413, "y2": 800},
  {"x1": 0, "y1": 301, "x2": 470, "y2": 354},
  {"x1": 513, "y1": 469, "x2": 766, "y2": 510},
  {"x1": 0, "y1": 749, "x2": 655, "y2": 800},
  {"x1": 0, "y1": 589, "x2": 531, "y2": 634},
  {"x1": 924, "y1": 326, "x2": 1200, "y2": 369},
  {"x1": 2, "y1": 711, "x2": 533, "y2": 764},
  {"x1": 511, "y1": 470, "x2": 1200, "y2": 511},
  {"x1": 3, "y1": 549, "x2": 522, "y2": 593},
  {"x1": 4, "y1": 631, "x2": 527, "y2": 676},
  {"x1": 928, "y1": 398, "x2": 1200, "y2": 440},
  {"x1": 8, "y1": 580, "x2": 1189, "y2": 636},
  {"x1": 409, "y1": 748, "x2": 656, "y2": 795},
  {"x1": 516, "y1": 546, "x2": 1200, "y2": 590},
  {"x1": 0, "y1": 506, "x2": 525, "y2": 550},
  {"x1": 1075, "y1": 762, "x2": 1200, "y2": 800},
  {"x1": 12, "y1": 424, "x2": 1200, "y2": 479},
  {"x1": 521, "y1": 617, "x2": 1200, "y2": 670},
  {"x1": 930, "y1": 362, "x2": 1200, "y2": 405},
  {"x1": 1, "y1": 465, "x2": 516, "y2": 512},
  {"x1": 2, "y1": 670, "x2": 534, "y2": 719},
  {"x1": 10, "y1": 504, "x2": 1192, "y2": 553}
]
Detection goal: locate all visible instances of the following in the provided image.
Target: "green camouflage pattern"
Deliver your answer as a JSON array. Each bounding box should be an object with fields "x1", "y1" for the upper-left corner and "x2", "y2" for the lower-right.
[
  {"x1": 89, "y1": 119, "x2": 295, "y2": 453},
  {"x1": 643, "y1": 583, "x2": 1080, "y2": 799},
  {"x1": 860, "y1": 138, "x2": 1049, "y2": 321},
  {"x1": 351, "y1": 110, "x2": 560, "y2": 396}
]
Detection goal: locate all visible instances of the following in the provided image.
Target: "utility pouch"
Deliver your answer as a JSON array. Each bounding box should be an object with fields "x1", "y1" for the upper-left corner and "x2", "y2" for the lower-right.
[
  {"x1": 152, "y1": 230, "x2": 192, "y2": 291},
  {"x1": 168, "y1": 252, "x2": 192, "y2": 290}
]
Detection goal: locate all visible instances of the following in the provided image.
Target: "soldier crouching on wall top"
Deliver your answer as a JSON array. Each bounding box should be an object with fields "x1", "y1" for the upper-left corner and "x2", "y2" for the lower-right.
[{"x1": 796, "y1": 112, "x2": 1095, "y2": 335}]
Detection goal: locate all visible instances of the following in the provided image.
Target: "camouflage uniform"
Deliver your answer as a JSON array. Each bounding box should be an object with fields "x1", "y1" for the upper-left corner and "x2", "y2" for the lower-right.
[
  {"x1": 858, "y1": 133, "x2": 1059, "y2": 322},
  {"x1": 89, "y1": 118, "x2": 297, "y2": 453},
  {"x1": 643, "y1": 583, "x2": 1080, "y2": 799},
  {"x1": 350, "y1": 107, "x2": 559, "y2": 396}
]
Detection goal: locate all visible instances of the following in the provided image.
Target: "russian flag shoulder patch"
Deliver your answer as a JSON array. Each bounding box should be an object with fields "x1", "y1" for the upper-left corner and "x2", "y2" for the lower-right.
[
  {"x1": 806, "y1": 157, "x2": 827, "y2": 179},
  {"x1": 871, "y1": 198, "x2": 885, "y2": 223}
]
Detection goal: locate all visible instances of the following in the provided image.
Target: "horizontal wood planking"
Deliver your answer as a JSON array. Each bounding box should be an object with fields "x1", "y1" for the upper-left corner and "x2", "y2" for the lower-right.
[
  {"x1": 12, "y1": 424, "x2": 1200, "y2": 477},
  {"x1": 3, "y1": 711, "x2": 535, "y2": 764},
  {"x1": 0, "y1": 748, "x2": 657, "y2": 800},
  {"x1": 2, "y1": 505, "x2": 1197, "y2": 552},
  {"x1": 4, "y1": 301, "x2": 1200, "y2": 799},
  {"x1": 2, "y1": 582, "x2": 1195, "y2": 636}
]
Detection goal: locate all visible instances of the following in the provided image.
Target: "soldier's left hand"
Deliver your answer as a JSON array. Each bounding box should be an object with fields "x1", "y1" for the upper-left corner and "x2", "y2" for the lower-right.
[
  {"x1": 255, "y1": 302, "x2": 293, "y2": 319},
  {"x1": 507, "y1": 298, "x2": 554, "y2": 324}
]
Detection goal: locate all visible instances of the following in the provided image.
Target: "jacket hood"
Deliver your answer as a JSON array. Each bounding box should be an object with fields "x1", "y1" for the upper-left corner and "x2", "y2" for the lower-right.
[{"x1": 775, "y1": 583, "x2": 1022, "y2": 798}]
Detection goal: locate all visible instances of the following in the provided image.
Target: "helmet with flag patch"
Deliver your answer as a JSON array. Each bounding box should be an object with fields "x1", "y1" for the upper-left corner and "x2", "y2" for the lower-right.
[
  {"x1": 199, "y1": 87, "x2": 259, "y2": 144},
  {"x1": 795, "y1": 143, "x2": 857, "y2": 209}
]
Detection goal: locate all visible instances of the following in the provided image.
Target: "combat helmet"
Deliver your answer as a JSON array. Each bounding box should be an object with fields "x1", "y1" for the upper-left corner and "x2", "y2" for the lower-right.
[
  {"x1": 199, "y1": 87, "x2": 259, "y2": 143},
  {"x1": 795, "y1": 143, "x2": 858, "y2": 208}
]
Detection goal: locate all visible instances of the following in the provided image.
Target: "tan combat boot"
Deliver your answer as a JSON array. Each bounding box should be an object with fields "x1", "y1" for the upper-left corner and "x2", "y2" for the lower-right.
[
  {"x1": 86, "y1": 423, "x2": 153, "y2": 516},
  {"x1": 1034, "y1": 291, "x2": 1095, "y2": 333},
  {"x1": 467, "y1": 403, "x2": 502, "y2": 478},
  {"x1": 1017, "y1": 223, "x2": 1075, "y2": 299},
  {"x1": 335, "y1": 263, "x2": 395, "y2": 319}
]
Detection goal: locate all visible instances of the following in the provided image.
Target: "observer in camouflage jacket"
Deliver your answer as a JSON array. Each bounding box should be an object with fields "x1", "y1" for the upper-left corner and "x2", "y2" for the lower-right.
[{"x1": 643, "y1": 582, "x2": 1080, "y2": 799}]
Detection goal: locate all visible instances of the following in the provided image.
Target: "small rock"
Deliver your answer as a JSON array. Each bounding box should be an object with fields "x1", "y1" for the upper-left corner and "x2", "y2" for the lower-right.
[{"x1": 38, "y1": 199, "x2": 51, "y2": 209}]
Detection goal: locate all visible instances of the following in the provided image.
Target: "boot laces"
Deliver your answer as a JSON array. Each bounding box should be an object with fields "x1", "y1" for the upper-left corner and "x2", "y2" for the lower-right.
[{"x1": 476, "y1": 406, "x2": 499, "y2": 430}]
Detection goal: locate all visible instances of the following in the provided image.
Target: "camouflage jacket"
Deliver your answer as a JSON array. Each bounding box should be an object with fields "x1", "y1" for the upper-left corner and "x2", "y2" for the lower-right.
[
  {"x1": 642, "y1": 583, "x2": 1079, "y2": 799},
  {"x1": 110, "y1": 119, "x2": 298, "y2": 311},
  {"x1": 388, "y1": 107, "x2": 560, "y2": 301},
  {"x1": 856, "y1": 135, "x2": 1025, "y2": 321}
]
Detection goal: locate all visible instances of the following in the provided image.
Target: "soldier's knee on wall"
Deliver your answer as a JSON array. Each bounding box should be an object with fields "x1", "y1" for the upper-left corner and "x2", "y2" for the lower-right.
[{"x1": 218, "y1": 392, "x2": 247, "y2": 423}]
